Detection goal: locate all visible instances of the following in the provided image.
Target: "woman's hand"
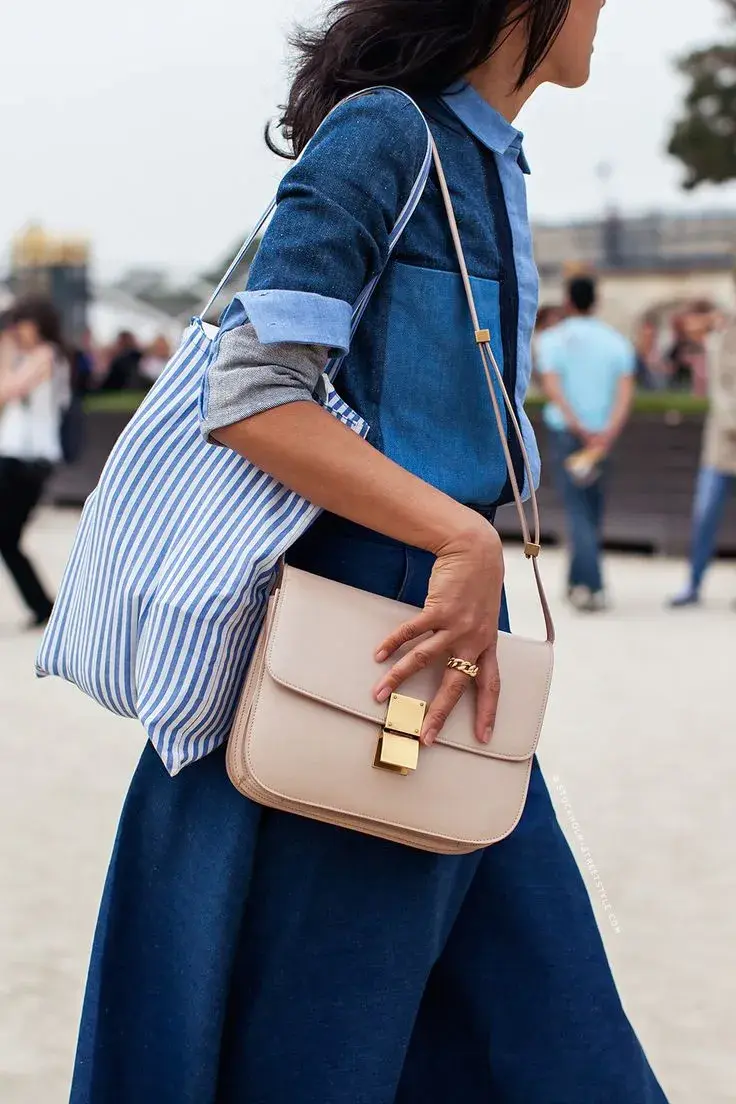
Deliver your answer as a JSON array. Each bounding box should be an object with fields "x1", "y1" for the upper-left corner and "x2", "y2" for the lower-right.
[{"x1": 373, "y1": 518, "x2": 505, "y2": 746}]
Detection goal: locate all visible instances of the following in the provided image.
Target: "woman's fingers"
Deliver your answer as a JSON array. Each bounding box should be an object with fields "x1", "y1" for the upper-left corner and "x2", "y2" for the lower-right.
[
  {"x1": 421, "y1": 668, "x2": 475, "y2": 745},
  {"x1": 373, "y1": 629, "x2": 451, "y2": 703},
  {"x1": 474, "y1": 649, "x2": 501, "y2": 745},
  {"x1": 374, "y1": 634, "x2": 502, "y2": 747},
  {"x1": 374, "y1": 610, "x2": 435, "y2": 664}
]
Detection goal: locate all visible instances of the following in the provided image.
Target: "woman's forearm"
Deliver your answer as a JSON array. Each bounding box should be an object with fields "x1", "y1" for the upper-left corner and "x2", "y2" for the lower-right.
[{"x1": 215, "y1": 402, "x2": 487, "y2": 555}]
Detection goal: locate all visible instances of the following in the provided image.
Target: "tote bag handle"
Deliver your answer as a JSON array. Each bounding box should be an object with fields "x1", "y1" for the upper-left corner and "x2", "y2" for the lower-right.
[{"x1": 201, "y1": 87, "x2": 434, "y2": 323}]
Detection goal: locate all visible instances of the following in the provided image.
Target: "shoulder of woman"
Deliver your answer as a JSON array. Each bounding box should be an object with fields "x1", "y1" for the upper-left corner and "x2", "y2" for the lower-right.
[{"x1": 293, "y1": 88, "x2": 430, "y2": 191}]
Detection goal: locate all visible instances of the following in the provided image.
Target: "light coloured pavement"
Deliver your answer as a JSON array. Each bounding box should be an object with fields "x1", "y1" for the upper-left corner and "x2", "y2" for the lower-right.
[{"x1": 1, "y1": 508, "x2": 734, "y2": 1104}]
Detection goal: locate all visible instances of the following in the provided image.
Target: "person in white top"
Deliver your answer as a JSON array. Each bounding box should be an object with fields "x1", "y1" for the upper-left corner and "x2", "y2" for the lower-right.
[{"x1": 0, "y1": 297, "x2": 69, "y2": 627}]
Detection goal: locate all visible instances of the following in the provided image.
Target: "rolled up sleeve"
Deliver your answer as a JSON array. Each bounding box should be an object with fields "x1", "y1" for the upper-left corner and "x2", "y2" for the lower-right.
[
  {"x1": 200, "y1": 89, "x2": 428, "y2": 438},
  {"x1": 201, "y1": 323, "x2": 330, "y2": 442},
  {"x1": 233, "y1": 290, "x2": 352, "y2": 353}
]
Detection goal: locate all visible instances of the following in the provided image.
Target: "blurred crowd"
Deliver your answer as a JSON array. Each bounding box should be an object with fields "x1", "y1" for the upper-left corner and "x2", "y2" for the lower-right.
[
  {"x1": 0, "y1": 296, "x2": 173, "y2": 629},
  {"x1": 533, "y1": 279, "x2": 735, "y2": 613},
  {"x1": 534, "y1": 297, "x2": 724, "y2": 397},
  {"x1": 69, "y1": 329, "x2": 173, "y2": 396},
  {"x1": 0, "y1": 284, "x2": 734, "y2": 632}
]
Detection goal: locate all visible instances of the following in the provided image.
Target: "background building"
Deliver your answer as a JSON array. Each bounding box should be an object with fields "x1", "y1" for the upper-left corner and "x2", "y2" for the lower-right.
[
  {"x1": 9, "y1": 225, "x2": 90, "y2": 341},
  {"x1": 534, "y1": 209, "x2": 736, "y2": 334}
]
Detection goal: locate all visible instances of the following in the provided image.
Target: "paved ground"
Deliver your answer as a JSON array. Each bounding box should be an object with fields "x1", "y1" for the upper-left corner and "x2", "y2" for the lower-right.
[{"x1": 1, "y1": 508, "x2": 734, "y2": 1104}]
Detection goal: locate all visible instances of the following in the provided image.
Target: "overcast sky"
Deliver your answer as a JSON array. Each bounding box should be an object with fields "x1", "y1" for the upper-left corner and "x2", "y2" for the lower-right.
[{"x1": 2, "y1": 0, "x2": 735, "y2": 282}]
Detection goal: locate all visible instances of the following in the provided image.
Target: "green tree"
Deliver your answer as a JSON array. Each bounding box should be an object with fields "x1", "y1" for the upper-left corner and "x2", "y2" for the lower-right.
[{"x1": 668, "y1": 0, "x2": 736, "y2": 189}]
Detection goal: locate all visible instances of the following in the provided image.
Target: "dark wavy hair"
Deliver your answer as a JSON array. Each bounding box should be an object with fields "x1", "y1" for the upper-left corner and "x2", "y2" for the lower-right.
[{"x1": 269, "y1": 0, "x2": 571, "y2": 156}]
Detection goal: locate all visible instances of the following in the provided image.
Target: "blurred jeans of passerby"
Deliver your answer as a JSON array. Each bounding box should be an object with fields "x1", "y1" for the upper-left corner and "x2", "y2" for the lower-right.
[
  {"x1": 670, "y1": 315, "x2": 736, "y2": 608},
  {"x1": 537, "y1": 276, "x2": 635, "y2": 611}
]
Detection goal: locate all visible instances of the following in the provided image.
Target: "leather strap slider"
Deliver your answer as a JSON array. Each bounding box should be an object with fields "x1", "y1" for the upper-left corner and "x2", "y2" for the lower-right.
[
  {"x1": 475, "y1": 328, "x2": 491, "y2": 344},
  {"x1": 524, "y1": 542, "x2": 541, "y2": 559}
]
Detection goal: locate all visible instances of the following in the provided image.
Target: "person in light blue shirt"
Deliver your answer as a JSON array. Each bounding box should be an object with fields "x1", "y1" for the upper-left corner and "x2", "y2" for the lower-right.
[{"x1": 537, "y1": 276, "x2": 635, "y2": 609}]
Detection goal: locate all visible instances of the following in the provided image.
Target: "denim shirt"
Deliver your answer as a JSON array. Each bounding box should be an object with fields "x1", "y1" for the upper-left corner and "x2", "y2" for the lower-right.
[{"x1": 205, "y1": 84, "x2": 541, "y2": 507}]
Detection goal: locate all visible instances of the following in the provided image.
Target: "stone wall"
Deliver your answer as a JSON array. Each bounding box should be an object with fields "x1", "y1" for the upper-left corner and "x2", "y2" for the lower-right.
[{"x1": 538, "y1": 266, "x2": 736, "y2": 338}]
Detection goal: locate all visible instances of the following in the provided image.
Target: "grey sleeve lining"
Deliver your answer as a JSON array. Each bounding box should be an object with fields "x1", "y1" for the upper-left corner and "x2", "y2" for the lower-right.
[{"x1": 201, "y1": 322, "x2": 331, "y2": 442}]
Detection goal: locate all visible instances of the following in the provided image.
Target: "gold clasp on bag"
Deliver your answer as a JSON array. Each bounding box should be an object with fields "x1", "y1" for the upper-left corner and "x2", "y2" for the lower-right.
[{"x1": 374, "y1": 693, "x2": 427, "y2": 776}]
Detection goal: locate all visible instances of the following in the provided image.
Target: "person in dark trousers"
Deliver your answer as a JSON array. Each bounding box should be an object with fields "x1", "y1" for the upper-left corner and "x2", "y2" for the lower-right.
[
  {"x1": 537, "y1": 276, "x2": 635, "y2": 611},
  {"x1": 0, "y1": 298, "x2": 70, "y2": 627}
]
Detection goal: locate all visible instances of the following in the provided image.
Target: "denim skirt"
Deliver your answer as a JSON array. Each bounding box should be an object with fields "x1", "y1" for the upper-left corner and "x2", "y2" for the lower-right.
[{"x1": 70, "y1": 514, "x2": 668, "y2": 1104}]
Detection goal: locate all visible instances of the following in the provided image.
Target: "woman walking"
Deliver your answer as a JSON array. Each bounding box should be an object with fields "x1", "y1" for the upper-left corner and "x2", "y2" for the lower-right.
[
  {"x1": 0, "y1": 298, "x2": 68, "y2": 628},
  {"x1": 71, "y1": 2, "x2": 670, "y2": 1101}
]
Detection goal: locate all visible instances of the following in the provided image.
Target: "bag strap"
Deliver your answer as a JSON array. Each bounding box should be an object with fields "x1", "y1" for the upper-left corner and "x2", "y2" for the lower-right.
[
  {"x1": 429, "y1": 138, "x2": 555, "y2": 645},
  {"x1": 201, "y1": 87, "x2": 434, "y2": 324}
]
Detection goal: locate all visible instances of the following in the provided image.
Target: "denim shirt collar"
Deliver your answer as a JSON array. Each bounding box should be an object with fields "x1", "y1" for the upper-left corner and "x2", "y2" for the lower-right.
[{"x1": 441, "y1": 83, "x2": 531, "y2": 175}]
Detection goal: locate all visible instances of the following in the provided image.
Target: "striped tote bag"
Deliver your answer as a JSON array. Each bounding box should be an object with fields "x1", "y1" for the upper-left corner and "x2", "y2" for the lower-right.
[{"x1": 37, "y1": 90, "x2": 433, "y2": 776}]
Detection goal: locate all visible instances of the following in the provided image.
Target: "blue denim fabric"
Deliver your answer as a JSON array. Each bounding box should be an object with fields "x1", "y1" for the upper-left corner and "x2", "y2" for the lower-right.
[
  {"x1": 549, "y1": 429, "x2": 608, "y2": 593},
  {"x1": 687, "y1": 466, "x2": 734, "y2": 594},
  {"x1": 215, "y1": 85, "x2": 540, "y2": 510},
  {"x1": 70, "y1": 515, "x2": 668, "y2": 1104},
  {"x1": 442, "y1": 83, "x2": 540, "y2": 492},
  {"x1": 379, "y1": 264, "x2": 512, "y2": 502}
]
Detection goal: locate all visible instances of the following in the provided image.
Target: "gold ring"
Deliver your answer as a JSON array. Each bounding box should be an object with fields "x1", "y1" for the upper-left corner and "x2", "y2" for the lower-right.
[{"x1": 447, "y1": 657, "x2": 480, "y2": 679}]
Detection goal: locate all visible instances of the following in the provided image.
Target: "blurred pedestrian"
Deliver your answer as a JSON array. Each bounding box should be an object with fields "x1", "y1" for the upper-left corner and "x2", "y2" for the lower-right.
[
  {"x1": 531, "y1": 303, "x2": 564, "y2": 391},
  {"x1": 665, "y1": 301, "x2": 715, "y2": 396},
  {"x1": 70, "y1": 327, "x2": 96, "y2": 397},
  {"x1": 537, "y1": 276, "x2": 635, "y2": 611},
  {"x1": 633, "y1": 315, "x2": 667, "y2": 390},
  {"x1": 669, "y1": 313, "x2": 736, "y2": 608},
  {"x1": 138, "y1": 334, "x2": 171, "y2": 386},
  {"x1": 99, "y1": 330, "x2": 142, "y2": 391},
  {"x1": 535, "y1": 304, "x2": 564, "y2": 335},
  {"x1": 0, "y1": 297, "x2": 70, "y2": 627}
]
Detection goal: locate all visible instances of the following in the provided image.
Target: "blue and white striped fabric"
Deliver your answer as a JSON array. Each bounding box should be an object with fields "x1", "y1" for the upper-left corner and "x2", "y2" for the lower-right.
[{"x1": 37, "y1": 89, "x2": 433, "y2": 776}]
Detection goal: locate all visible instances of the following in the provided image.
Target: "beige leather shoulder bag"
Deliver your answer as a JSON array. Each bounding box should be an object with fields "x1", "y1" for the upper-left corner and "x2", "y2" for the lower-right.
[{"x1": 227, "y1": 134, "x2": 556, "y2": 854}]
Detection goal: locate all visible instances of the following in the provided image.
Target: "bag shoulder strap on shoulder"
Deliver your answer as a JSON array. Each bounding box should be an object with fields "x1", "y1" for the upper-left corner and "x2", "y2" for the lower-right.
[{"x1": 200, "y1": 87, "x2": 433, "y2": 324}]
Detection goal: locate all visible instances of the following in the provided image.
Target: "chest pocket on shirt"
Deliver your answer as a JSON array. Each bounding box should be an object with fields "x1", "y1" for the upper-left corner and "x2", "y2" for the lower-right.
[{"x1": 379, "y1": 262, "x2": 510, "y2": 505}]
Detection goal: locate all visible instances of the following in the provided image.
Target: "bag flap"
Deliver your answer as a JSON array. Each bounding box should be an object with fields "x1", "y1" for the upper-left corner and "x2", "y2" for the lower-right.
[{"x1": 265, "y1": 567, "x2": 553, "y2": 762}]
